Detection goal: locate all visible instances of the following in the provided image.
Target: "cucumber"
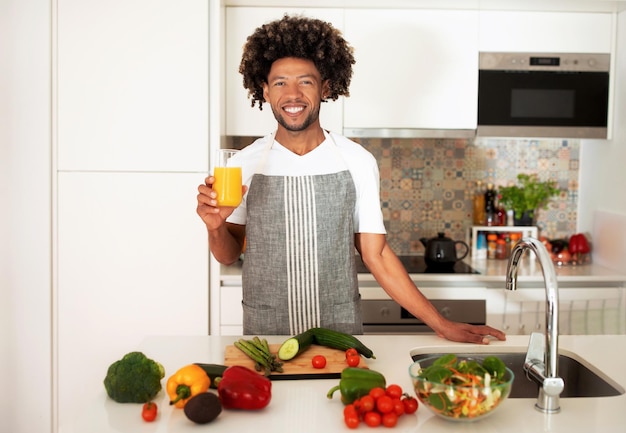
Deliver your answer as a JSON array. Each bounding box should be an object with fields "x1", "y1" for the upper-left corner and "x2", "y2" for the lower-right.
[
  {"x1": 310, "y1": 327, "x2": 376, "y2": 359},
  {"x1": 278, "y1": 327, "x2": 376, "y2": 361},
  {"x1": 193, "y1": 363, "x2": 228, "y2": 389},
  {"x1": 277, "y1": 329, "x2": 315, "y2": 360}
]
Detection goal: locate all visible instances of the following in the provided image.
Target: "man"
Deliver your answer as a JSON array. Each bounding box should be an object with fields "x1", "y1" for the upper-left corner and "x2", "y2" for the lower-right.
[{"x1": 197, "y1": 14, "x2": 505, "y2": 344}]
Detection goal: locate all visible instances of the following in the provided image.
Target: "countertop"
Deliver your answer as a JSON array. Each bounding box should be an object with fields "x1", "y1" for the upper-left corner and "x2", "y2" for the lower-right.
[
  {"x1": 220, "y1": 256, "x2": 626, "y2": 286},
  {"x1": 64, "y1": 334, "x2": 626, "y2": 433}
]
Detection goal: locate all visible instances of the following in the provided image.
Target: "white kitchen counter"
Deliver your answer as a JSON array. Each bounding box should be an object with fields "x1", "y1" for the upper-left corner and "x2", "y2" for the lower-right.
[
  {"x1": 220, "y1": 257, "x2": 626, "y2": 286},
  {"x1": 64, "y1": 334, "x2": 626, "y2": 433}
]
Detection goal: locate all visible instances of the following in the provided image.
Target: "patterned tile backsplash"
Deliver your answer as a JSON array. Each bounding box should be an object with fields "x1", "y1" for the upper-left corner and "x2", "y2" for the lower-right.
[{"x1": 226, "y1": 136, "x2": 578, "y2": 255}]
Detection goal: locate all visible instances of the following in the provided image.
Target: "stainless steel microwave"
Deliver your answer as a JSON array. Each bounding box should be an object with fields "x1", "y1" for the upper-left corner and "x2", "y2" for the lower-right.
[{"x1": 477, "y1": 52, "x2": 610, "y2": 139}]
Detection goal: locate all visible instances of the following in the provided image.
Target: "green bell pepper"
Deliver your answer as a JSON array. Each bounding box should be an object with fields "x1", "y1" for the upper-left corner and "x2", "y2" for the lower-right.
[{"x1": 326, "y1": 367, "x2": 386, "y2": 404}]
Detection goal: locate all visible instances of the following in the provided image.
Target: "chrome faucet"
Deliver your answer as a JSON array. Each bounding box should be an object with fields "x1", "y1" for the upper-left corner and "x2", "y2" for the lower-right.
[{"x1": 506, "y1": 237, "x2": 564, "y2": 413}]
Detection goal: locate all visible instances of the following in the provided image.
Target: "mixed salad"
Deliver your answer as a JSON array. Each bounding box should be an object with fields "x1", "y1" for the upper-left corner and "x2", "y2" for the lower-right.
[{"x1": 411, "y1": 354, "x2": 511, "y2": 420}]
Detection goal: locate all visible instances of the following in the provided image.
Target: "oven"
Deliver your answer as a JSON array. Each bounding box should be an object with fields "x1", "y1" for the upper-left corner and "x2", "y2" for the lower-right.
[
  {"x1": 477, "y1": 52, "x2": 610, "y2": 138},
  {"x1": 361, "y1": 299, "x2": 486, "y2": 334},
  {"x1": 357, "y1": 255, "x2": 487, "y2": 334}
]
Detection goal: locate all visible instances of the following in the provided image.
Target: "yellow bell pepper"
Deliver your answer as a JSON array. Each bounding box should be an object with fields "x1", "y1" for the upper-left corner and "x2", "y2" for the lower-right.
[{"x1": 166, "y1": 364, "x2": 212, "y2": 408}]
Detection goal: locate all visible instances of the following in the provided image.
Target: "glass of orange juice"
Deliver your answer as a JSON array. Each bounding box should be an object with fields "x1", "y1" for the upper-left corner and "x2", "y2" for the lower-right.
[{"x1": 213, "y1": 149, "x2": 242, "y2": 207}]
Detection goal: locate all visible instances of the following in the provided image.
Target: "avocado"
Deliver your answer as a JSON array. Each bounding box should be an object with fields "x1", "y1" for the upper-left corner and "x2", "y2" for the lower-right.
[{"x1": 183, "y1": 392, "x2": 222, "y2": 424}]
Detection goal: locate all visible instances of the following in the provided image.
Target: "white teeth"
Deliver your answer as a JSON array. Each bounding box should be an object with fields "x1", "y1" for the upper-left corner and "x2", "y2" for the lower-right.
[{"x1": 284, "y1": 106, "x2": 304, "y2": 113}]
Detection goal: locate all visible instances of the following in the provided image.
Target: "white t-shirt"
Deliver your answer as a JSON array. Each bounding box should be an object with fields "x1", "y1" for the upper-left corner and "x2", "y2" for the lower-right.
[{"x1": 226, "y1": 130, "x2": 386, "y2": 234}]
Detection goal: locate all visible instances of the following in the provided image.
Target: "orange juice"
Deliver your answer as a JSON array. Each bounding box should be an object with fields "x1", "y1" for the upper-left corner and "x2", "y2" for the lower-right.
[{"x1": 213, "y1": 166, "x2": 242, "y2": 207}]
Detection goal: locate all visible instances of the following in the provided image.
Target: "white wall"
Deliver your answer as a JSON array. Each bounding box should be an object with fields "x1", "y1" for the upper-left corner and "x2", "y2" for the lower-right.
[
  {"x1": 578, "y1": 10, "x2": 626, "y2": 270},
  {"x1": 0, "y1": 0, "x2": 53, "y2": 432},
  {"x1": 579, "y1": 11, "x2": 626, "y2": 224}
]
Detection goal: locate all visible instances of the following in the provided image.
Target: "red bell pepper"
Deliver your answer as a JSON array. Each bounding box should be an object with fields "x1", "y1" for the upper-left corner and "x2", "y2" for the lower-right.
[
  {"x1": 217, "y1": 365, "x2": 271, "y2": 410},
  {"x1": 569, "y1": 233, "x2": 591, "y2": 264},
  {"x1": 570, "y1": 233, "x2": 591, "y2": 254},
  {"x1": 569, "y1": 234, "x2": 581, "y2": 254},
  {"x1": 570, "y1": 234, "x2": 590, "y2": 253}
]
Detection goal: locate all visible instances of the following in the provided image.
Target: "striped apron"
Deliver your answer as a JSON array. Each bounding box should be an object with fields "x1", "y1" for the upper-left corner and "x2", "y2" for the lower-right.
[{"x1": 241, "y1": 134, "x2": 362, "y2": 335}]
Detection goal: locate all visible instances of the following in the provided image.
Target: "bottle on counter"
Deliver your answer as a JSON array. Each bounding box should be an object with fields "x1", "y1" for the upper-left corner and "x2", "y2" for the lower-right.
[
  {"x1": 473, "y1": 181, "x2": 486, "y2": 225},
  {"x1": 495, "y1": 194, "x2": 507, "y2": 226},
  {"x1": 475, "y1": 232, "x2": 487, "y2": 259},
  {"x1": 504, "y1": 233, "x2": 512, "y2": 257},
  {"x1": 506, "y1": 209, "x2": 515, "y2": 226},
  {"x1": 496, "y1": 237, "x2": 508, "y2": 260},
  {"x1": 485, "y1": 183, "x2": 497, "y2": 226},
  {"x1": 509, "y1": 232, "x2": 521, "y2": 253},
  {"x1": 487, "y1": 233, "x2": 498, "y2": 259}
]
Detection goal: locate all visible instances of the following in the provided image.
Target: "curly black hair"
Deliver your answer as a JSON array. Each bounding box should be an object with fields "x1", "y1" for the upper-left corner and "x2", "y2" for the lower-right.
[{"x1": 239, "y1": 14, "x2": 355, "y2": 111}]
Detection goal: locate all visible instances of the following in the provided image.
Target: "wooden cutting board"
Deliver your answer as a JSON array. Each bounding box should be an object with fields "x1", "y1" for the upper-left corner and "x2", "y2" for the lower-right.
[{"x1": 224, "y1": 343, "x2": 368, "y2": 380}]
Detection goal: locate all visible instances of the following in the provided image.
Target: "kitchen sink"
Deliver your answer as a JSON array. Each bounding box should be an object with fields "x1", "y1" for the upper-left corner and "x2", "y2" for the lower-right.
[{"x1": 410, "y1": 348, "x2": 625, "y2": 398}]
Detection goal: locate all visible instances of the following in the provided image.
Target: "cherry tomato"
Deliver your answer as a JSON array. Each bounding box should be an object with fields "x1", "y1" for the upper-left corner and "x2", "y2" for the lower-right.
[
  {"x1": 343, "y1": 404, "x2": 358, "y2": 418},
  {"x1": 359, "y1": 395, "x2": 375, "y2": 413},
  {"x1": 346, "y1": 354, "x2": 360, "y2": 367},
  {"x1": 345, "y1": 348, "x2": 358, "y2": 359},
  {"x1": 402, "y1": 395, "x2": 419, "y2": 414},
  {"x1": 376, "y1": 395, "x2": 394, "y2": 414},
  {"x1": 369, "y1": 387, "x2": 386, "y2": 400},
  {"x1": 311, "y1": 354, "x2": 327, "y2": 369},
  {"x1": 382, "y1": 412, "x2": 398, "y2": 428},
  {"x1": 392, "y1": 398, "x2": 405, "y2": 416},
  {"x1": 385, "y1": 384, "x2": 403, "y2": 399},
  {"x1": 364, "y1": 411, "x2": 382, "y2": 427},
  {"x1": 344, "y1": 413, "x2": 360, "y2": 429},
  {"x1": 141, "y1": 402, "x2": 157, "y2": 422}
]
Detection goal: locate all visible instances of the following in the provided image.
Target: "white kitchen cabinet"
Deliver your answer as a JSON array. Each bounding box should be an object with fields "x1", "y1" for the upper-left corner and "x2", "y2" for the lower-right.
[
  {"x1": 343, "y1": 9, "x2": 479, "y2": 134},
  {"x1": 479, "y1": 11, "x2": 613, "y2": 53},
  {"x1": 57, "y1": 171, "x2": 209, "y2": 429},
  {"x1": 220, "y1": 285, "x2": 244, "y2": 335},
  {"x1": 225, "y1": 7, "x2": 344, "y2": 137},
  {"x1": 57, "y1": 0, "x2": 209, "y2": 172}
]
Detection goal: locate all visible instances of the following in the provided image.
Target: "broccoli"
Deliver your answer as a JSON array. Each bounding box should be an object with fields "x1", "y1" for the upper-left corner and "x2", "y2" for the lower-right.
[{"x1": 103, "y1": 351, "x2": 165, "y2": 403}]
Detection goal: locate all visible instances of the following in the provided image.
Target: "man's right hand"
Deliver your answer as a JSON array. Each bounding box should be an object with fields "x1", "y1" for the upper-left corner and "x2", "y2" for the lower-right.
[{"x1": 196, "y1": 175, "x2": 238, "y2": 231}]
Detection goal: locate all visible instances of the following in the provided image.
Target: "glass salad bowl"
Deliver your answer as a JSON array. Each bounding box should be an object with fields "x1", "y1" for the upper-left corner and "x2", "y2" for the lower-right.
[{"x1": 408, "y1": 354, "x2": 514, "y2": 422}]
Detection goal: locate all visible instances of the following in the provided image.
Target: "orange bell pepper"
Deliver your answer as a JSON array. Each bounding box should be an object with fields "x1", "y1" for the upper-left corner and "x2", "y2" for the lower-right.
[{"x1": 166, "y1": 364, "x2": 212, "y2": 408}]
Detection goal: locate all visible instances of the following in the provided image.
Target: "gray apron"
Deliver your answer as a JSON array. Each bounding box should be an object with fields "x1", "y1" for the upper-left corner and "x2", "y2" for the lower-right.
[{"x1": 241, "y1": 133, "x2": 362, "y2": 335}]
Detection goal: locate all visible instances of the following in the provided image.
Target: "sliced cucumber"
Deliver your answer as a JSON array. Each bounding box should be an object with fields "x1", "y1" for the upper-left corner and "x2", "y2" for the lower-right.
[{"x1": 277, "y1": 329, "x2": 315, "y2": 360}]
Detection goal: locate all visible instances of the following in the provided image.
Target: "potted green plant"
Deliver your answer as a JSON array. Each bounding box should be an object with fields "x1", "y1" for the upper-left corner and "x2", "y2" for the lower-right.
[{"x1": 498, "y1": 174, "x2": 560, "y2": 226}]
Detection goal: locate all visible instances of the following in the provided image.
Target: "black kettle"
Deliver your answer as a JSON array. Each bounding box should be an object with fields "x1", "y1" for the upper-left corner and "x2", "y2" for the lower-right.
[{"x1": 420, "y1": 232, "x2": 469, "y2": 265}]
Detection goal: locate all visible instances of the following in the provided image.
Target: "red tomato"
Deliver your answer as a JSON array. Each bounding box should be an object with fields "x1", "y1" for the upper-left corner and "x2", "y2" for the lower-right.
[
  {"x1": 385, "y1": 384, "x2": 403, "y2": 399},
  {"x1": 402, "y1": 396, "x2": 418, "y2": 414},
  {"x1": 369, "y1": 387, "x2": 386, "y2": 400},
  {"x1": 382, "y1": 412, "x2": 398, "y2": 427},
  {"x1": 376, "y1": 395, "x2": 394, "y2": 414},
  {"x1": 311, "y1": 354, "x2": 327, "y2": 369},
  {"x1": 141, "y1": 402, "x2": 157, "y2": 422},
  {"x1": 359, "y1": 395, "x2": 375, "y2": 413},
  {"x1": 392, "y1": 398, "x2": 405, "y2": 416},
  {"x1": 343, "y1": 404, "x2": 357, "y2": 418},
  {"x1": 364, "y1": 411, "x2": 382, "y2": 427},
  {"x1": 344, "y1": 413, "x2": 360, "y2": 429},
  {"x1": 346, "y1": 354, "x2": 360, "y2": 367},
  {"x1": 345, "y1": 348, "x2": 358, "y2": 359}
]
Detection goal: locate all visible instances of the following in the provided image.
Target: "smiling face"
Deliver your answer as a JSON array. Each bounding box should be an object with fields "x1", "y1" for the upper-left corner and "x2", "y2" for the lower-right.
[{"x1": 263, "y1": 57, "x2": 330, "y2": 134}]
